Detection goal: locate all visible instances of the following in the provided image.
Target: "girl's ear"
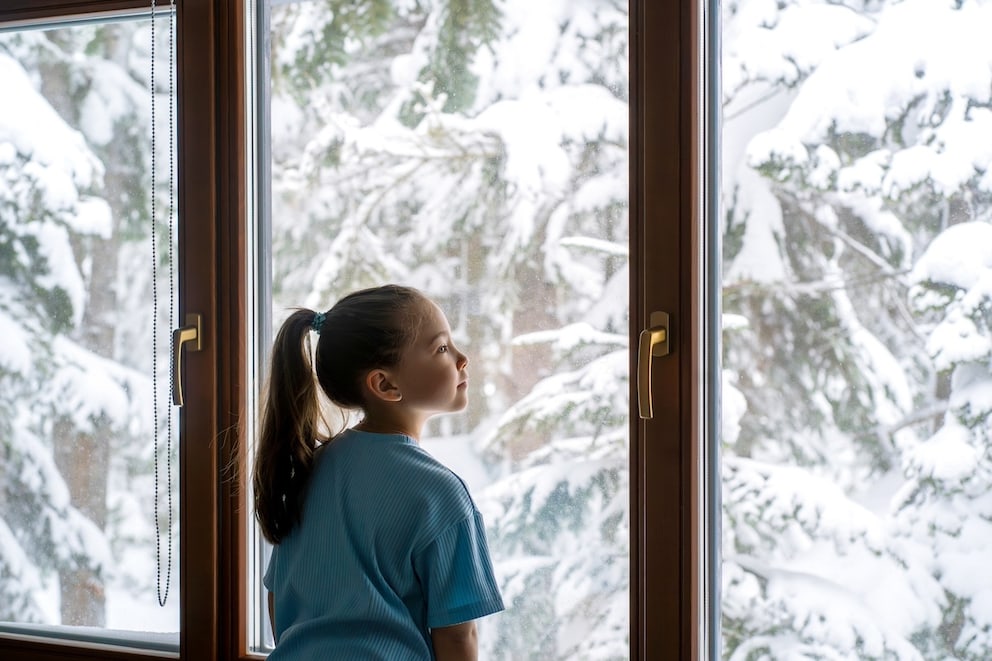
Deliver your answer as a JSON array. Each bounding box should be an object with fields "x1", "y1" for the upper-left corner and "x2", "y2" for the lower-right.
[{"x1": 364, "y1": 369, "x2": 402, "y2": 403}]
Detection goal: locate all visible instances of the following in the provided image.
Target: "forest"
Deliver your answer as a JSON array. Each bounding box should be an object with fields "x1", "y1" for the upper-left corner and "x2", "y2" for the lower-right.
[{"x1": 1, "y1": 0, "x2": 990, "y2": 659}]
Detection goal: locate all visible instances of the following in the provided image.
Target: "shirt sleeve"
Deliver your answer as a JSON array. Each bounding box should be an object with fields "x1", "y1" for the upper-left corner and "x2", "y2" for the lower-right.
[{"x1": 414, "y1": 509, "x2": 505, "y2": 629}]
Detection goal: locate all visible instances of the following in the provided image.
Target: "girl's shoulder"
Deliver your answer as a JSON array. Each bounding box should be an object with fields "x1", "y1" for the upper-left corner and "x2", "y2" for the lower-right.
[
  {"x1": 392, "y1": 437, "x2": 473, "y2": 500},
  {"x1": 327, "y1": 429, "x2": 471, "y2": 497}
]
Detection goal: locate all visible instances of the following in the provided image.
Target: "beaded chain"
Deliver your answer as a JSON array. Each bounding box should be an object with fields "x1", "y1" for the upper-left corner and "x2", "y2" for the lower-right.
[{"x1": 151, "y1": 0, "x2": 177, "y2": 609}]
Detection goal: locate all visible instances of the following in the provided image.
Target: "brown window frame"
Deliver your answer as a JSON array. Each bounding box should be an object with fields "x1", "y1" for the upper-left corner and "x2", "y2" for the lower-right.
[
  {"x1": 630, "y1": 1, "x2": 704, "y2": 658},
  {"x1": 0, "y1": 1, "x2": 243, "y2": 659},
  {"x1": 0, "y1": 0, "x2": 703, "y2": 659}
]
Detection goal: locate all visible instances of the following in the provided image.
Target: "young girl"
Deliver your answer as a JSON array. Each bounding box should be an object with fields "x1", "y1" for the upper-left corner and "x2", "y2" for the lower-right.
[{"x1": 253, "y1": 284, "x2": 504, "y2": 660}]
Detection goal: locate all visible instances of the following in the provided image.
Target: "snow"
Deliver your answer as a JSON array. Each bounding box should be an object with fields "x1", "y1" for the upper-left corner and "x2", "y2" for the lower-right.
[
  {"x1": 28, "y1": 221, "x2": 87, "y2": 327},
  {"x1": 556, "y1": 236, "x2": 628, "y2": 257},
  {"x1": 910, "y1": 221, "x2": 992, "y2": 368},
  {"x1": 472, "y1": 0, "x2": 572, "y2": 103},
  {"x1": 0, "y1": 54, "x2": 102, "y2": 192},
  {"x1": 774, "y1": 0, "x2": 992, "y2": 142},
  {"x1": 421, "y1": 433, "x2": 491, "y2": 494},
  {"x1": 473, "y1": 84, "x2": 626, "y2": 197},
  {"x1": 17, "y1": 435, "x2": 72, "y2": 512},
  {"x1": 723, "y1": 1, "x2": 876, "y2": 99},
  {"x1": 513, "y1": 322, "x2": 625, "y2": 352},
  {"x1": 0, "y1": 292, "x2": 32, "y2": 374},
  {"x1": 951, "y1": 368, "x2": 992, "y2": 415},
  {"x1": 726, "y1": 456, "x2": 887, "y2": 552},
  {"x1": 69, "y1": 196, "x2": 114, "y2": 239},
  {"x1": 761, "y1": 567, "x2": 925, "y2": 660},
  {"x1": 4, "y1": 0, "x2": 992, "y2": 656},
  {"x1": 838, "y1": 196, "x2": 912, "y2": 267},
  {"x1": 0, "y1": 517, "x2": 45, "y2": 599},
  {"x1": 912, "y1": 221, "x2": 992, "y2": 290},
  {"x1": 834, "y1": 289, "x2": 913, "y2": 421},
  {"x1": 836, "y1": 149, "x2": 887, "y2": 195},
  {"x1": 722, "y1": 0, "x2": 992, "y2": 655},
  {"x1": 78, "y1": 58, "x2": 148, "y2": 149},
  {"x1": 724, "y1": 168, "x2": 787, "y2": 283},
  {"x1": 936, "y1": 512, "x2": 992, "y2": 597},
  {"x1": 721, "y1": 371, "x2": 747, "y2": 447},
  {"x1": 905, "y1": 418, "x2": 980, "y2": 482},
  {"x1": 925, "y1": 309, "x2": 990, "y2": 370},
  {"x1": 51, "y1": 336, "x2": 151, "y2": 433}
]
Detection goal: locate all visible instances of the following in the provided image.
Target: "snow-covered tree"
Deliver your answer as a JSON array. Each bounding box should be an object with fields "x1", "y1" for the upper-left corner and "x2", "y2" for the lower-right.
[
  {"x1": 267, "y1": 0, "x2": 630, "y2": 656},
  {"x1": 0, "y1": 22, "x2": 171, "y2": 627},
  {"x1": 722, "y1": 0, "x2": 992, "y2": 657},
  {"x1": 268, "y1": 0, "x2": 627, "y2": 430},
  {"x1": 208, "y1": 0, "x2": 992, "y2": 656},
  {"x1": 476, "y1": 296, "x2": 629, "y2": 659},
  {"x1": 0, "y1": 45, "x2": 115, "y2": 623},
  {"x1": 895, "y1": 222, "x2": 992, "y2": 659}
]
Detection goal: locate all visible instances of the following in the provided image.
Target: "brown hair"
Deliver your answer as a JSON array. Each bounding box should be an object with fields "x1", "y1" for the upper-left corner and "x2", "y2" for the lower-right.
[{"x1": 252, "y1": 284, "x2": 425, "y2": 544}]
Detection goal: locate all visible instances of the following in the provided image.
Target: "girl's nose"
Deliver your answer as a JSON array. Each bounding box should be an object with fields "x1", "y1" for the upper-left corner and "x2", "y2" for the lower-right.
[{"x1": 457, "y1": 351, "x2": 469, "y2": 369}]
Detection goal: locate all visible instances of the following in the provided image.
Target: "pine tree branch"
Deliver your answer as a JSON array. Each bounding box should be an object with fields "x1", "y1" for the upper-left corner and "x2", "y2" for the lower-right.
[
  {"x1": 866, "y1": 399, "x2": 950, "y2": 439},
  {"x1": 723, "y1": 269, "x2": 910, "y2": 296},
  {"x1": 819, "y1": 220, "x2": 902, "y2": 277},
  {"x1": 724, "y1": 87, "x2": 784, "y2": 121}
]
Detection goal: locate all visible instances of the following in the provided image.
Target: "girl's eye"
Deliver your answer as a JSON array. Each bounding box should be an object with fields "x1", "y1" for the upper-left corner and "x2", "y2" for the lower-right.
[{"x1": 438, "y1": 345, "x2": 448, "y2": 354}]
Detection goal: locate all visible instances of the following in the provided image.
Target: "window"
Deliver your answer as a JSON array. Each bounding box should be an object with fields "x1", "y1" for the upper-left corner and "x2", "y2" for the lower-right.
[
  {"x1": 246, "y1": 1, "x2": 704, "y2": 658},
  {"x1": 0, "y1": 4, "x2": 179, "y2": 652},
  {"x1": 250, "y1": 1, "x2": 634, "y2": 656},
  {"x1": 0, "y1": 0, "x2": 239, "y2": 658},
  {"x1": 0, "y1": 0, "x2": 702, "y2": 659},
  {"x1": 719, "y1": 0, "x2": 992, "y2": 658}
]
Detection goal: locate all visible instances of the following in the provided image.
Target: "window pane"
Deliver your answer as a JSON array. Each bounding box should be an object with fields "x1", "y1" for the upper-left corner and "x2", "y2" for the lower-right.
[
  {"x1": 251, "y1": 0, "x2": 630, "y2": 657},
  {"x1": 0, "y1": 15, "x2": 179, "y2": 645},
  {"x1": 720, "y1": 0, "x2": 992, "y2": 657}
]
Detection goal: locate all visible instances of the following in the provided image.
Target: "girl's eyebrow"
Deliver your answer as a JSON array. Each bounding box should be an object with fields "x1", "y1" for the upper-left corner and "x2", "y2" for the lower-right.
[{"x1": 427, "y1": 330, "x2": 449, "y2": 345}]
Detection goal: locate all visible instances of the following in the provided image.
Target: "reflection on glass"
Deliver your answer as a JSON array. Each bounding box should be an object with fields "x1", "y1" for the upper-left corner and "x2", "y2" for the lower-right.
[
  {"x1": 0, "y1": 18, "x2": 179, "y2": 637},
  {"x1": 258, "y1": 0, "x2": 630, "y2": 657},
  {"x1": 721, "y1": 0, "x2": 992, "y2": 658}
]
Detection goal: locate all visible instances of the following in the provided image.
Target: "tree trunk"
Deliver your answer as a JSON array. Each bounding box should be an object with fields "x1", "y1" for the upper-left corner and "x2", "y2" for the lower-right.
[
  {"x1": 41, "y1": 24, "x2": 137, "y2": 627},
  {"x1": 53, "y1": 419, "x2": 109, "y2": 626}
]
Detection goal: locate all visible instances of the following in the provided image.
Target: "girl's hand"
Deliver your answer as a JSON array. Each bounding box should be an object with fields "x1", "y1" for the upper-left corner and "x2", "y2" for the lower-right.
[{"x1": 431, "y1": 621, "x2": 478, "y2": 661}]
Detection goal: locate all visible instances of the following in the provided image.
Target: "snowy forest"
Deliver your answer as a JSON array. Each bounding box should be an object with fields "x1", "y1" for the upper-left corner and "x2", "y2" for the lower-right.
[
  {"x1": 1, "y1": 0, "x2": 991, "y2": 660},
  {"x1": 0, "y1": 15, "x2": 177, "y2": 631},
  {"x1": 721, "y1": 0, "x2": 992, "y2": 658}
]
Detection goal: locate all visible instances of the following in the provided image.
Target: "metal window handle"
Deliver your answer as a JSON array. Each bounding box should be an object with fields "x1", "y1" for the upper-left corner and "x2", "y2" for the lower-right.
[
  {"x1": 172, "y1": 313, "x2": 202, "y2": 407},
  {"x1": 637, "y1": 311, "x2": 670, "y2": 419}
]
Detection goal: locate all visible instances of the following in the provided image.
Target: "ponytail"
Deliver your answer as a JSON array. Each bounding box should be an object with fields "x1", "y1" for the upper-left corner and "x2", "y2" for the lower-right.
[
  {"x1": 253, "y1": 309, "x2": 325, "y2": 544},
  {"x1": 253, "y1": 285, "x2": 426, "y2": 544}
]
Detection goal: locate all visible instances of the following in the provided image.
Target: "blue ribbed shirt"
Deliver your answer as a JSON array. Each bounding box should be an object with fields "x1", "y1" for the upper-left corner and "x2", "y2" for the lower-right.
[{"x1": 263, "y1": 429, "x2": 504, "y2": 659}]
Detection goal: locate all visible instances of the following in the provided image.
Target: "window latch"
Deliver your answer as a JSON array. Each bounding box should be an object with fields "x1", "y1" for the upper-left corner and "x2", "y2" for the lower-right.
[
  {"x1": 637, "y1": 311, "x2": 670, "y2": 419},
  {"x1": 172, "y1": 313, "x2": 203, "y2": 407}
]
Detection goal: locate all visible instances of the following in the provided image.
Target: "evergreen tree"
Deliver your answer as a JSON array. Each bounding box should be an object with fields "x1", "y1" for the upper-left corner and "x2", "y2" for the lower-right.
[
  {"x1": 895, "y1": 222, "x2": 992, "y2": 659},
  {"x1": 722, "y1": 0, "x2": 992, "y2": 656},
  {"x1": 0, "y1": 22, "x2": 166, "y2": 626},
  {"x1": 265, "y1": 0, "x2": 992, "y2": 657},
  {"x1": 268, "y1": 0, "x2": 630, "y2": 656},
  {"x1": 0, "y1": 43, "x2": 113, "y2": 622},
  {"x1": 268, "y1": 0, "x2": 627, "y2": 435},
  {"x1": 476, "y1": 277, "x2": 629, "y2": 659}
]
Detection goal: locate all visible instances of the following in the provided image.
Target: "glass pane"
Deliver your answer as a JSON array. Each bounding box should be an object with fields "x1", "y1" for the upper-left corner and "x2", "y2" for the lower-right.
[
  {"x1": 720, "y1": 0, "x2": 992, "y2": 658},
  {"x1": 0, "y1": 14, "x2": 179, "y2": 646},
  {"x1": 250, "y1": 0, "x2": 630, "y2": 657}
]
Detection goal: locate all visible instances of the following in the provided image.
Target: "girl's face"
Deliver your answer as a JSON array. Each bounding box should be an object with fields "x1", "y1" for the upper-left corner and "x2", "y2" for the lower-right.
[{"x1": 390, "y1": 299, "x2": 469, "y2": 416}]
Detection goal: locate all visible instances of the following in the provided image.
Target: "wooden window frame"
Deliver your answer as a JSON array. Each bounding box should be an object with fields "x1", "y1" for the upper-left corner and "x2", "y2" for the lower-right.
[
  {"x1": 0, "y1": 1, "x2": 244, "y2": 659},
  {"x1": 630, "y1": 1, "x2": 703, "y2": 659},
  {"x1": 0, "y1": 0, "x2": 704, "y2": 659}
]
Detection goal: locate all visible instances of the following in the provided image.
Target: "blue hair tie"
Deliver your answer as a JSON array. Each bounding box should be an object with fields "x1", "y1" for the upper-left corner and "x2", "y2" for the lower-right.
[{"x1": 312, "y1": 311, "x2": 326, "y2": 334}]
